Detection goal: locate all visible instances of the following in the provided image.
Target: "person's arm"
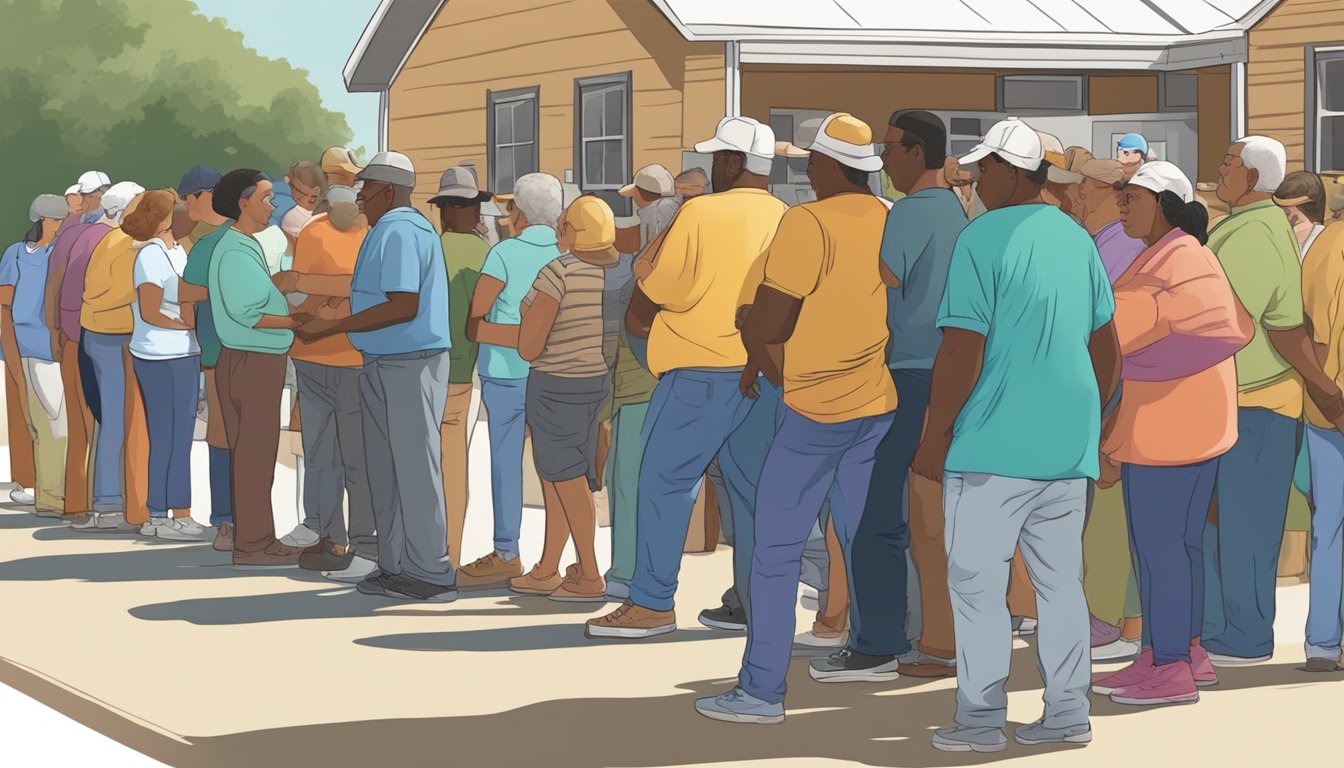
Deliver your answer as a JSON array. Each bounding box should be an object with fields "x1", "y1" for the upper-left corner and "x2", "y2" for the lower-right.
[
  {"x1": 272, "y1": 272, "x2": 353, "y2": 299},
  {"x1": 1090, "y1": 320, "x2": 1122, "y2": 410},
  {"x1": 518, "y1": 292, "x2": 558, "y2": 362},
  {"x1": 465, "y1": 274, "x2": 519, "y2": 347},
  {"x1": 215, "y1": 244, "x2": 299, "y2": 332},
  {"x1": 178, "y1": 281, "x2": 208, "y2": 304},
  {"x1": 45, "y1": 248, "x2": 67, "y2": 360},
  {"x1": 628, "y1": 221, "x2": 690, "y2": 338},
  {"x1": 137, "y1": 284, "x2": 191, "y2": 330},
  {"x1": 739, "y1": 285, "x2": 801, "y2": 392},
  {"x1": 0, "y1": 285, "x2": 27, "y2": 395},
  {"x1": 615, "y1": 225, "x2": 642, "y2": 256},
  {"x1": 1269, "y1": 327, "x2": 1344, "y2": 425},
  {"x1": 911, "y1": 328, "x2": 985, "y2": 482}
]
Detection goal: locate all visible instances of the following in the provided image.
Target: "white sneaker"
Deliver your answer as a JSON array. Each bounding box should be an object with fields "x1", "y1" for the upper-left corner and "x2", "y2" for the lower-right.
[
  {"x1": 1013, "y1": 617, "x2": 1038, "y2": 636},
  {"x1": 793, "y1": 629, "x2": 849, "y2": 649},
  {"x1": 279, "y1": 523, "x2": 320, "y2": 548},
  {"x1": 72, "y1": 511, "x2": 135, "y2": 533},
  {"x1": 800, "y1": 587, "x2": 820, "y2": 612},
  {"x1": 1091, "y1": 637, "x2": 1141, "y2": 662},
  {"x1": 9, "y1": 488, "x2": 35, "y2": 506},
  {"x1": 139, "y1": 518, "x2": 173, "y2": 538},
  {"x1": 324, "y1": 555, "x2": 378, "y2": 584},
  {"x1": 158, "y1": 518, "x2": 206, "y2": 541}
]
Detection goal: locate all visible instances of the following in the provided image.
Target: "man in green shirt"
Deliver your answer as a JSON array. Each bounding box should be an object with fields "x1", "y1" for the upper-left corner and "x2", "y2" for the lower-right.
[
  {"x1": 429, "y1": 166, "x2": 491, "y2": 568},
  {"x1": 1204, "y1": 136, "x2": 1344, "y2": 665},
  {"x1": 207, "y1": 169, "x2": 303, "y2": 569}
]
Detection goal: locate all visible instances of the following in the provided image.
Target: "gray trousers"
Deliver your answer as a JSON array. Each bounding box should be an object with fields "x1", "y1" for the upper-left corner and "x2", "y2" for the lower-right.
[
  {"x1": 360, "y1": 350, "x2": 453, "y2": 586},
  {"x1": 944, "y1": 472, "x2": 1090, "y2": 731},
  {"x1": 294, "y1": 360, "x2": 376, "y2": 561}
]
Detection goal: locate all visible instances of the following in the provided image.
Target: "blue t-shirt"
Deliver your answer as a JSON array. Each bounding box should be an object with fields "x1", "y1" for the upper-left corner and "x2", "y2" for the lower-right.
[
  {"x1": 936, "y1": 204, "x2": 1115, "y2": 481},
  {"x1": 477, "y1": 225, "x2": 561, "y2": 379},
  {"x1": 0, "y1": 241, "x2": 56, "y2": 361},
  {"x1": 349, "y1": 207, "x2": 452, "y2": 356},
  {"x1": 880, "y1": 187, "x2": 967, "y2": 370}
]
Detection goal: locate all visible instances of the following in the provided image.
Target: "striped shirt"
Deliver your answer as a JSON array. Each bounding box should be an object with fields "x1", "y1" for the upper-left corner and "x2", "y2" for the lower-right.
[{"x1": 526, "y1": 253, "x2": 610, "y2": 377}]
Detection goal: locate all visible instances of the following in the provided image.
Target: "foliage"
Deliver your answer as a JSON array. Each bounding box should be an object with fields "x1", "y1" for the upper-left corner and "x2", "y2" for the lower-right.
[{"x1": 0, "y1": 0, "x2": 354, "y2": 238}]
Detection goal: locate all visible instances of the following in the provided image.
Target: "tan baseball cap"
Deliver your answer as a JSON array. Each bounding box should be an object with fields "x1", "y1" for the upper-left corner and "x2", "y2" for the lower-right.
[
  {"x1": 321, "y1": 147, "x2": 363, "y2": 177},
  {"x1": 619, "y1": 164, "x2": 675, "y2": 198},
  {"x1": 1080, "y1": 158, "x2": 1126, "y2": 186}
]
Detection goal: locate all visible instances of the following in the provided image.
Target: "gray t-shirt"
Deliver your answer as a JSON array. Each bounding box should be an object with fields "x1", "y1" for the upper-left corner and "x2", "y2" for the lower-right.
[
  {"x1": 638, "y1": 195, "x2": 682, "y2": 249},
  {"x1": 879, "y1": 187, "x2": 968, "y2": 370}
]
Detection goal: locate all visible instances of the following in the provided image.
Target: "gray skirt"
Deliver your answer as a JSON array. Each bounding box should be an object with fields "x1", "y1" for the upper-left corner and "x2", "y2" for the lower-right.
[{"x1": 525, "y1": 370, "x2": 612, "y2": 489}]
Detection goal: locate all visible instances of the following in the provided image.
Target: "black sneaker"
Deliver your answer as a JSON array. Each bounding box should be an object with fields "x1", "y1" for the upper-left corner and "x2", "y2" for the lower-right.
[
  {"x1": 698, "y1": 604, "x2": 747, "y2": 631},
  {"x1": 382, "y1": 573, "x2": 459, "y2": 603},
  {"x1": 299, "y1": 541, "x2": 356, "y2": 572},
  {"x1": 808, "y1": 648, "x2": 901, "y2": 683},
  {"x1": 355, "y1": 573, "x2": 388, "y2": 596}
]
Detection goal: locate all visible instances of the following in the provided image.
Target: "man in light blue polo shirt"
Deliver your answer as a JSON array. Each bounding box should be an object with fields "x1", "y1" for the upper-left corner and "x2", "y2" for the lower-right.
[{"x1": 296, "y1": 150, "x2": 456, "y2": 602}]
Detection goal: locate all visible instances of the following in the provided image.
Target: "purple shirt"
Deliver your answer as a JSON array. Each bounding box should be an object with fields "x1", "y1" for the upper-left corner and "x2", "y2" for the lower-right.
[
  {"x1": 47, "y1": 221, "x2": 112, "y2": 340},
  {"x1": 1094, "y1": 219, "x2": 1146, "y2": 286}
]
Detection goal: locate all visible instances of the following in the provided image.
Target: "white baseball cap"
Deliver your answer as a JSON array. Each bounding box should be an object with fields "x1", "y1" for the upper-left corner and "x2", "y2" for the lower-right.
[
  {"x1": 803, "y1": 113, "x2": 884, "y2": 173},
  {"x1": 694, "y1": 116, "x2": 776, "y2": 175},
  {"x1": 1127, "y1": 161, "x2": 1194, "y2": 204},
  {"x1": 356, "y1": 151, "x2": 416, "y2": 188},
  {"x1": 101, "y1": 181, "x2": 144, "y2": 218},
  {"x1": 620, "y1": 164, "x2": 675, "y2": 197},
  {"x1": 74, "y1": 170, "x2": 111, "y2": 194},
  {"x1": 960, "y1": 119, "x2": 1044, "y2": 172}
]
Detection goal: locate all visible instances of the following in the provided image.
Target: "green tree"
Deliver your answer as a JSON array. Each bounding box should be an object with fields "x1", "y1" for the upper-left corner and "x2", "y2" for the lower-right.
[{"x1": 0, "y1": 0, "x2": 353, "y2": 238}]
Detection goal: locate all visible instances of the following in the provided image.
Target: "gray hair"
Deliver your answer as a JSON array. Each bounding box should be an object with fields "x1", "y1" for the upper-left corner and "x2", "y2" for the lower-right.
[
  {"x1": 675, "y1": 168, "x2": 708, "y2": 185},
  {"x1": 1235, "y1": 136, "x2": 1287, "y2": 193},
  {"x1": 511, "y1": 173, "x2": 563, "y2": 228},
  {"x1": 101, "y1": 181, "x2": 145, "y2": 223}
]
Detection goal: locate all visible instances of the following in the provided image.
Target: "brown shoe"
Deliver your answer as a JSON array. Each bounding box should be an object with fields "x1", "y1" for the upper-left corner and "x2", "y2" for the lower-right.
[
  {"x1": 458, "y1": 552, "x2": 525, "y2": 590},
  {"x1": 508, "y1": 565, "x2": 563, "y2": 595},
  {"x1": 585, "y1": 601, "x2": 676, "y2": 638},
  {"x1": 900, "y1": 663, "x2": 958, "y2": 679},
  {"x1": 213, "y1": 524, "x2": 234, "y2": 552},
  {"x1": 549, "y1": 571, "x2": 608, "y2": 603},
  {"x1": 303, "y1": 536, "x2": 330, "y2": 555},
  {"x1": 233, "y1": 541, "x2": 303, "y2": 569}
]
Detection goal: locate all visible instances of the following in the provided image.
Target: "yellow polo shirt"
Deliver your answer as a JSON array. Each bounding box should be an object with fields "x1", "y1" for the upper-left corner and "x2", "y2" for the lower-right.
[
  {"x1": 639, "y1": 188, "x2": 788, "y2": 377},
  {"x1": 81, "y1": 228, "x2": 137, "y2": 334},
  {"x1": 1302, "y1": 221, "x2": 1344, "y2": 428},
  {"x1": 763, "y1": 193, "x2": 897, "y2": 423}
]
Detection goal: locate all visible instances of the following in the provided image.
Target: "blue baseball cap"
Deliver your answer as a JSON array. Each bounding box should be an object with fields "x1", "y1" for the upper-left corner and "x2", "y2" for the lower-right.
[
  {"x1": 1116, "y1": 133, "x2": 1148, "y2": 154},
  {"x1": 177, "y1": 165, "x2": 221, "y2": 197}
]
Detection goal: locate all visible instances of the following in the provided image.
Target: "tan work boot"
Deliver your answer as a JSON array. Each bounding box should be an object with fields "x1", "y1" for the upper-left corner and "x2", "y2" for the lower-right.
[
  {"x1": 549, "y1": 571, "x2": 608, "y2": 603},
  {"x1": 212, "y1": 524, "x2": 234, "y2": 552},
  {"x1": 508, "y1": 565, "x2": 563, "y2": 596},
  {"x1": 459, "y1": 552, "x2": 525, "y2": 590},
  {"x1": 585, "y1": 602, "x2": 677, "y2": 639}
]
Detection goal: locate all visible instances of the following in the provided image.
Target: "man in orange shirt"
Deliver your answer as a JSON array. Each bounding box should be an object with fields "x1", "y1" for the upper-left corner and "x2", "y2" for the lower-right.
[{"x1": 273, "y1": 185, "x2": 376, "y2": 578}]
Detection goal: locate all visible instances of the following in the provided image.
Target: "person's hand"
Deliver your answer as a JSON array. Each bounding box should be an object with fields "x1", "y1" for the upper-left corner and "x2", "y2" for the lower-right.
[
  {"x1": 634, "y1": 257, "x2": 654, "y2": 281},
  {"x1": 739, "y1": 365, "x2": 760, "y2": 398},
  {"x1": 1098, "y1": 453, "x2": 1121, "y2": 489},
  {"x1": 911, "y1": 435, "x2": 950, "y2": 484},
  {"x1": 272, "y1": 270, "x2": 300, "y2": 294},
  {"x1": 943, "y1": 156, "x2": 973, "y2": 188},
  {"x1": 293, "y1": 317, "x2": 338, "y2": 342},
  {"x1": 735, "y1": 305, "x2": 752, "y2": 331},
  {"x1": 316, "y1": 297, "x2": 347, "y2": 321},
  {"x1": 50, "y1": 332, "x2": 64, "y2": 363}
]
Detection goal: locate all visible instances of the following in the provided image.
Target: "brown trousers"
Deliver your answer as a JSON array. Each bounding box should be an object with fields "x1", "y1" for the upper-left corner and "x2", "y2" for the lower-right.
[
  {"x1": 440, "y1": 382, "x2": 473, "y2": 567},
  {"x1": 908, "y1": 472, "x2": 957, "y2": 658},
  {"x1": 5, "y1": 367, "x2": 35, "y2": 488},
  {"x1": 61, "y1": 340, "x2": 94, "y2": 514},
  {"x1": 122, "y1": 345, "x2": 151, "y2": 524},
  {"x1": 216, "y1": 348, "x2": 286, "y2": 556}
]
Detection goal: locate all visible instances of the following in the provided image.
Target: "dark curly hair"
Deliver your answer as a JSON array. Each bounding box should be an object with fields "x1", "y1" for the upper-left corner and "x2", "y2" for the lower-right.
[{"x1": 212, "y1": 169, "x2": 270, "y2": 220}]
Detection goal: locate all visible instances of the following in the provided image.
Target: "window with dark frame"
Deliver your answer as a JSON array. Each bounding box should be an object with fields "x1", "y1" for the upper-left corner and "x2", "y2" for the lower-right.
[
  {"x1": 575, "y1": 72, "x2": 632, "y2": 216},
  {"x1": 996, "y1": 75, "x2": 1085, "y2": 114},
  {"x1": 1159, "y1": 71, "x2": 1199, "y2": 112},
  {"x1": 1313, "y1": 49, "x2": 1344, "y2": 173},
  {"x1": 487, "y1": 86, "x2": 538, "y2": 194}
]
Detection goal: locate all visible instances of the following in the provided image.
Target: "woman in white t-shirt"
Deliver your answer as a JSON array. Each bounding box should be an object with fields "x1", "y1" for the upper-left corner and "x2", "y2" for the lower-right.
[{"x1": 121, "y1": 189, "x2": 203, "y2": 541}]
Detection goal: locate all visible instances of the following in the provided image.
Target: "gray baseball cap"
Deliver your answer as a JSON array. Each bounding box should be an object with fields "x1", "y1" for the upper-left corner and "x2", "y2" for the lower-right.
[
  {"x1": 428, "y1": 165, "x2": 492, "y2": 205},
  {"x1": 356, "y1": 150, "x2": 416, "y2": 188}
]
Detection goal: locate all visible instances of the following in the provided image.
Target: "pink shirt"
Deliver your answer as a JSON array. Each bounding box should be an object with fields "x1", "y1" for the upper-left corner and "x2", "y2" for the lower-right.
[
  {"x1": 46, "y1": 222, "x2": 112, "y2": 339},
  {"x1": 1102, "y1": 230, "x2": 1253, "y2": 466}
]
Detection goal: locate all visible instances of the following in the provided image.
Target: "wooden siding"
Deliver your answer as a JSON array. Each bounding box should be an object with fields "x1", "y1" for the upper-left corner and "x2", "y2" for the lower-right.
[
  {"x1": 387, "y1": 0, "x2": 723, "y2": 207},
  {"x1": 1198, "y1": 65, "x2": 1232, "y2": 184},
  {"x1": 1088, "y1": 75, "x2": 1158, "y2": 115},
  {"x1": 1248, "y1": 0, "x2": 1344, "y2": 169}
]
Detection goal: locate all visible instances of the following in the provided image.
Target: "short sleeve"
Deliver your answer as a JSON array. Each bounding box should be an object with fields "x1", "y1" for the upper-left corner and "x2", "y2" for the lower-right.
[
  {"x1": 134, "y1": 245, "x2": 173, "y2": 290},
  {"x1": 1262, "y1": 230, "x2": 1305, "y2": 331},
  {"x1": 762, "y1": 208, "x2": 825, "y2": 300},
  {"x1": 639, "y1": 208, "x2": 700, "y2": 308},
  {"x1": 216, "y1": 245, "x2": 276, "y2": 327},
  {"x1": 878, "y1": 202, "x2": 931, "y2": 287},
  {"x1": 1089, "y1": 244, "x2": 1116, "y2": 332},
  {"x1": 936, "y1": 235, "x2": 994, "y2": 336},
  {"x1": 292, "y1": 227, "x2": 321, "y2": 274},
  {"x1": 183, "y1": 242, "x2": 210, "y2": 287},
  {"x1": 0, "y1": 246, "x2": 18, "y2": 287},
  {"x1": 480, "y1": 244, "x2": 508, "y2": 283},
  {"x1": 527, "y1": 260, "x2": 566, "y2": 306},
  {"x1": 377, "y1": 228, "x2": 422, "y2": 295}
]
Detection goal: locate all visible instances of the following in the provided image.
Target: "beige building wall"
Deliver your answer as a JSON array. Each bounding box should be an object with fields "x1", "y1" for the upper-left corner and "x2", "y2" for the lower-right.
[{"x1": 1248, "y1": 0, "x2": 1344, "y2": 170}]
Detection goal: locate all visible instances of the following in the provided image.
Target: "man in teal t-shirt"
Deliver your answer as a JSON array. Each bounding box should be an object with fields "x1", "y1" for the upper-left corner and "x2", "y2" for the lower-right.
[{"x1": 912, "y1": 119, "x2": 1120, "y2": 753}]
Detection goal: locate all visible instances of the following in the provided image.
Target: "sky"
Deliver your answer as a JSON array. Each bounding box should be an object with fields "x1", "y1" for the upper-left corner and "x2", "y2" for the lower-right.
[{"x1": 191, "y1": 0, "x2": 382, "y2": 155}]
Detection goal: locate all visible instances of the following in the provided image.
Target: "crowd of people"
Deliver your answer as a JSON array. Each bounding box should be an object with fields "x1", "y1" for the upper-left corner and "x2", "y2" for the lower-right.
[{"x1": 4, "y1": 108, "x2": 1344, "y2": 754}]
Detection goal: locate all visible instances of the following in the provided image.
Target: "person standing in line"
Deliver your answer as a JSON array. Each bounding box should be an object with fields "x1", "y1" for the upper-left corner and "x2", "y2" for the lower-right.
[
  {"x1": 58, "y1": 171, "x2": 111, "y2": 237},
  {"x1": 614, "y1": 164, "x2": 681, "y2": 256},
  {"x1": 912, "y1": 119, "x2": 1121, "y2": 752},
  {"x1": 321, "y1": 147, "x2": 364, "y2": 188},
  {"x1": 0, "y1": 195, "x2": 71, "y2": 517},
  {"x1": 427, "y1": 166, "x2": 491, "y2": 570},
  {"x1": 810, "y1": 110, "x2": 967, "y2": 685},
  {"x1": 459, "y1": 173, "x2": 564, "y2": 590},
  {"x1": 123, "y1": 190, "x2": 205, "y2": 541},
  {"x1": 1117, "y1": 133, "x2": 1151, "y2": 180},
  {"x1": 207, "y1": 169, "x2": 304, "y2": 568},
  {"x1": 674, "y1": 168, "x2": 709, "y2": 199},
  {"x1": 1091, "y1": 162, "x2": 1253, "y2": 705},
  {"x1": 1203, "y1": 136, "x2": 1344, "y2": 666},
  {"x1": 280, "y1": 161, "x2": 328, "y2": 256},
  {"x1": 295, "y1": 151, "x2": 456, "y2": 601},
  {"x1": 586, "y1": 116, "x2": 788, "y2": 639},
  {"x1": 269, "y1": 185, "x2": 377, "y2": 578},
  {"x1": 694, "y1": 113, "x2": 897, "y2": 725}
]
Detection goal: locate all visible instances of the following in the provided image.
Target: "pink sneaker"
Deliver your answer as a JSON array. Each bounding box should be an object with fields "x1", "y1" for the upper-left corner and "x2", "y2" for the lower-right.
[
  {"x1": 1190, "y1": 642, "x2": 1218, "y2": 687},
  {"x1": 1110, "y1": 660, "x2": 1200, "y2": 706},
  {"x1": 1091, "y1": 648, "x2": 1155, "y2": 695}
]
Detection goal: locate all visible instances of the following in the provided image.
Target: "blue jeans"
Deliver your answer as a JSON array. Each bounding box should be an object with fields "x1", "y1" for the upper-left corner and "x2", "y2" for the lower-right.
[
  {"x1": 1203, "y1": 407, "x2": 1297, "y2": 658},
  {"x1": 739, "y1": 406, "x2": 893, "y2": 704},
  {"x1": 1305, "y1": 425, "x2": 1344, "y2": 660},
  {"x1": 132, "y1": 355, "x2": 201, "y2": 517},
  {"x1": 849, "y1": 368, "x2": 930, "y2": 657},
  {"x1": 1123, "y1": 459, "x2": 1217, "y2": 666},
  {"x1": 719, "y1": 378, "x2": 784, "y2": 615},
  {"x1": 82, "y1": 330, "x2": 129, "y2": 512},
  {"x1": 480, "y1": 376, "x2": 527, "y2": 561},
  {"x1": 76, "y1": 334, "x2": 101, "y2": 424},
  {"x1": 208, "y1": 446, "x2": 233, "y2": 526},
  {"x1": 630, "y1": 368, "x2": 761, "y2": 612}
]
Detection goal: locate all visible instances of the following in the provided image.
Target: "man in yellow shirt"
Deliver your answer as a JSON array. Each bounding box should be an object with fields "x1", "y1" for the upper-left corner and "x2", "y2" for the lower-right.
[
  {"x1": 586, "y1": 116, "x2": 788, "y2": 639},
  {"x1": 692, "y1": 113, "x2": 896, "y2": 724}
]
